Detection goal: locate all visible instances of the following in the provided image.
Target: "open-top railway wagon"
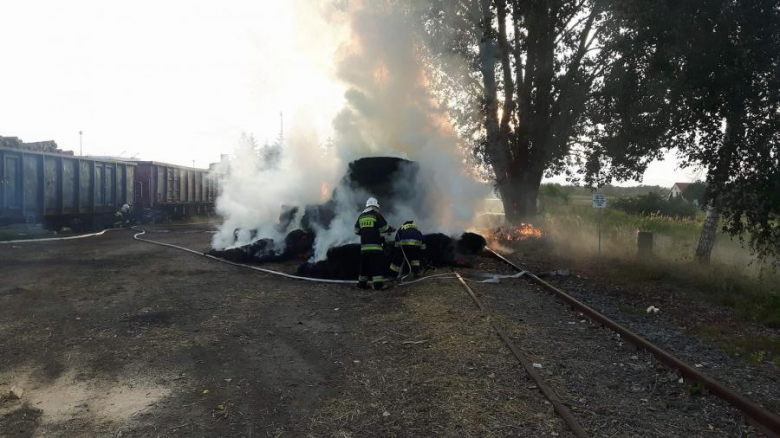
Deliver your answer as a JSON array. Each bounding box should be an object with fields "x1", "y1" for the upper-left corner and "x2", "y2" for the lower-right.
[
  {"x1": 132, "y1": 161, "x2": 218, "y2": 223},
  {"x1": 1, "y1": 145, "x2": 219, "y2": 230},
  {"x1": 0, "y1": 145, "x2": 134, "y2": 230}
]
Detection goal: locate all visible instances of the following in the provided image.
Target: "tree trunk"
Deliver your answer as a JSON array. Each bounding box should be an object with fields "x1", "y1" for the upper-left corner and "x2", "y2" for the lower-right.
[
  {"x1": 695, "y1": 203, "x2": 719, "y2": 263},
  {"x1": 476, "y1": 0, "x2": 510, "y2": 188},
  {"x1": 499, "y1": 168, "x2": 544, "y2": 224},
  {"x1": 474, "y1": 0, "x2": 595, "y2": 225},
  {"x1": 694, "y1": 109, "x2": 740, "y2": 263}
]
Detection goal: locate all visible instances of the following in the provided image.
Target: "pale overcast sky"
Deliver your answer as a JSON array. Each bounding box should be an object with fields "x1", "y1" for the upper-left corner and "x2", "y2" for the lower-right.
[{"x1": 0, "y1": 0, "x2": 696, "y2": 186}]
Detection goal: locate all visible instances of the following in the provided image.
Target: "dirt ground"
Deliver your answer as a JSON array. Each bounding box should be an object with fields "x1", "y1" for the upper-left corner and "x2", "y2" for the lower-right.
[
  {"x1": 1, "y1": 225, "x2": 775, "y2": 437},
  {"x1": 498, "y1": 238, "x2": 780, "y2": 413},
  {"x1": 0, "y1": 226, "x2": 568, "y2": 437}
]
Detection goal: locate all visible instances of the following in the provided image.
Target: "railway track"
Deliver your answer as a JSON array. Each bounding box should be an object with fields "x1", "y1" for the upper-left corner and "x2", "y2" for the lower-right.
[
  {"x1": 459, "y1": 247, "x2": 780, "y2": 438},
  {"x1": 454, "y1": 270, "x2": 590, "y2": 437},
  {"x1": 22, "y1": 226, "x2": 775, "y2": 436}
]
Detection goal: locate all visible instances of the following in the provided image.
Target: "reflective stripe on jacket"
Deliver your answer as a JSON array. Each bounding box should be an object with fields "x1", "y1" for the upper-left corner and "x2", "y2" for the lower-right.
[
  {"x1": 394, "y1": 222, "x2": 426, "y2": 250},
  {"x1": 354, "y1": 209, "x2": 390, "y2": 252}
]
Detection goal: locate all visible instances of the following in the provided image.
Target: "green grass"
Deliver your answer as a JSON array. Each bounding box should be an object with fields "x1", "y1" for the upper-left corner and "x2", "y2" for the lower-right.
[
  {"x1": 532, "y1": 201, "x2": 780, "y2": 331},
  {"x1": 538, "y1": 200, "x2": 761, "y2": 266},
  {"x1": 608, "y1": 258, "x2": 780, "y2": 329},
  {"x1": 690, "y1": 323, "x2": 780, "y2": 365},
  {"x1": 541, "y1": 202, "x2": 702, "y2": 239}
]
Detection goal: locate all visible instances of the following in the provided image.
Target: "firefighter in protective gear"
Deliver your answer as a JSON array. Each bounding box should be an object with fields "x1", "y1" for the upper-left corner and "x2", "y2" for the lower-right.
[
  {"x1": 389, "y1": 220, "x2": 426, "y2": 278},
  {"x1": 354, "y1": 197, "x2": 394, "y2": 290},
  {"x1": 114, "y1": 204, "x2": 131, "y2": 228}
]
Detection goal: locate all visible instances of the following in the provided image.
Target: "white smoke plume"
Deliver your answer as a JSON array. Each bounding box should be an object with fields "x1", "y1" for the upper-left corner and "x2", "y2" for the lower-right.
[
  {"x1": 211, "y1": 0, "x2": 488, "y2": 259},
  {"x1": 210, "y1": 128, "x2": 339, "y2": 250}
]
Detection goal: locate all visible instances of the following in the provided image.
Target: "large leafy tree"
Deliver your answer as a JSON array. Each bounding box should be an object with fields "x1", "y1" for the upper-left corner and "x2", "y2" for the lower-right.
[
  {"x1": 419, "y1": 0, "x2": 779, "y2": 263},
  {"x1": 677, "y1": 0, "x2": 779, "y2": 263},
  {"x1": 420, "y1": 0, "x2": 667, "y2": 222},
  {"x1": 602, "y1": 0, "x2": 780, "y2": 262}
]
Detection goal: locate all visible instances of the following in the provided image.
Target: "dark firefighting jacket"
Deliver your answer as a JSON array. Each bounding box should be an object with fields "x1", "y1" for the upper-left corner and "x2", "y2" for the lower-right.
[
  {"x1": 114, "y1": 210, "x2": 128, "y2": 228},
  {"x1": 394, "y1": 221, "x2": 426, "y2": 250},
  {"x1": 354, "y1": 209, "x2": 390, "y2": 252}
]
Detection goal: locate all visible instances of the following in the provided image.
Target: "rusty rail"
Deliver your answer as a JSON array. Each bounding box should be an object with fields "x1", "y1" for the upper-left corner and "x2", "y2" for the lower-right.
[
  {"x1": 454, "y1": 272, "x2": 589, "y2": 438},
  {"x1": 486, "y1": 248, "x2": 780, "y2": 438}
]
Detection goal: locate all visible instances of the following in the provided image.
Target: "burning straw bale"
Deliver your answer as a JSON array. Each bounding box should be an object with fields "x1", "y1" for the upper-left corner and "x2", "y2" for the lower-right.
[
  {"x1": 489, "y1": 224, "x2": 543, "y2": 243},
  {"x1": 207, "y1": 227, "x2": 487, "y2": 280},
  {"x1": 423, "y1": 232, "x2": 486, "y2": 268},
  {"x1": 343, "y1": 157, "x2": 420, "y2": 204},
  {"x1": 422, "y1": 233, "x2": 456, "y2": 266},
  {"x1": 457, "y1": 232, "x2": 487, "y2": 255},
  {"x1": 206, "y1": 230, "x2": 315, "y2": 264},
  {"x1": 298, "y1": 157, "x2": 421, "y2": 230},
  {"x1": 293, "y1": 232, "x2": 487, "y2": 280},
  {"x1": 208, "y1": 156, "x2": 486, "y2": 279},
  {"x1": 296, "y1": 244, "x2": 363, "y2": 280}
]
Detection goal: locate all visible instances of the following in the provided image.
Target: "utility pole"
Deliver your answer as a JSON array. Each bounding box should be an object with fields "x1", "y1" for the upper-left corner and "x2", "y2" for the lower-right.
[
  {"x1": 79, "y1": 131, "x2": 83, "y2": 156},
  {"x1": 591, "y1": 169, "x2": 607, "y2": 276}
]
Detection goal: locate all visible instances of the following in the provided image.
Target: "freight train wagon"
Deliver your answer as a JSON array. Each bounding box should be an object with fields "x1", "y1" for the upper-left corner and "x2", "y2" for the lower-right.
[
  {"x1": 0, "y1": 145, "x2": 134, "y2": 229},
  {"x1": 133, "y1": 161, "x2": 217, "y2": 222}
]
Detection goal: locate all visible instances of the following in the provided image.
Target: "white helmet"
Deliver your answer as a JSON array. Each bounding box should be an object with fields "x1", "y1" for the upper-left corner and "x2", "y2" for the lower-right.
[
  {"x1": 121, "y1": 204, "x2": 131, "y2": 213},
  {"x1": 365, "y1": 197, "x2": 379, "y2": 209}
]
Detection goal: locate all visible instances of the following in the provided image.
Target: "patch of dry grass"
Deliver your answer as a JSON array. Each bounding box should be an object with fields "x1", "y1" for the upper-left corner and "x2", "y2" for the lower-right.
[{"x1": 307, "y1": 282, "x2": 565, "y2": 437}]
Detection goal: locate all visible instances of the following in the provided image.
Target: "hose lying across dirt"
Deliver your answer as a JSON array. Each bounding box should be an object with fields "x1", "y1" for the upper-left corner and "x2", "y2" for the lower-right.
[
  {"x1": 0, "y1": 224, "x2": 475, "y2": 286},
  {"x1": 131, "y1": 229, "x2": 461, "y2": 286},
  {"x1": 134, "y1": 227, "x2": 589, "y2": 436},
  {"x1": 0, "y1": 228, "x2": 115, "y2": 244}
]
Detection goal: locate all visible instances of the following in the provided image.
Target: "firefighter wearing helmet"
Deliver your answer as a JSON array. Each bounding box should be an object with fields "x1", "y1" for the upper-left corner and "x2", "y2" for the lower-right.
[
  {"x1": 354, "y1": 197, "x2": 394, "y2": 290},
  {"x1": 389, "y1": 220, "x2": 426, "y2": 278},
  {"x1": 114, "y1": 204, "x2": 131, "y2": 228}
]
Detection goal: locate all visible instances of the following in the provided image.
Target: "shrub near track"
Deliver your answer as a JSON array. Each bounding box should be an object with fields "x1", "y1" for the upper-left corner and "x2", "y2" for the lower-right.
[{"x1": 525, "y1": 202, "x2": 780, "y2": 332}]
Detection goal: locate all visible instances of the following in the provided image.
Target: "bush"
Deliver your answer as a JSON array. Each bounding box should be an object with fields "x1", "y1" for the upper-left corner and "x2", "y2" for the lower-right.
[
  {"x1": 539, "y1": 183, "x2": 570, "y2": 204},
  {"x1": 612, "y1": 192, "x2": 698, "y2": 219},
  {"x1": 682, "y1": 181, "x2": 707, "y2": 208}
]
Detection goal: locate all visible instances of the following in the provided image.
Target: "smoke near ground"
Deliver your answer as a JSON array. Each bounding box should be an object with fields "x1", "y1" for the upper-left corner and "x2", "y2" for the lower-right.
[
  {"x1": 211, "y1": 0, "x2": 488, "y2": 259},
  {"x1": 210, "y1": 127, "x2": 339, "y2": 250}
]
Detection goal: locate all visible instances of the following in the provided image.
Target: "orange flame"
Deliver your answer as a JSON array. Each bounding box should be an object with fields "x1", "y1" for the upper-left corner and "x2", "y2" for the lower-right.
[
  {"x1": 486, "y1": 223, "x2": 543, "y2": 245},
  {"x1": 320, "y1": 182, "x2": 329, "y2": 201}
]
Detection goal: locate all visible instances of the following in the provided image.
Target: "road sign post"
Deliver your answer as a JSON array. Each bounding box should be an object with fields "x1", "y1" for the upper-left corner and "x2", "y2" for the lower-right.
[{"x1": 592, "y1": 193, "x2": 607, "y2": 265}]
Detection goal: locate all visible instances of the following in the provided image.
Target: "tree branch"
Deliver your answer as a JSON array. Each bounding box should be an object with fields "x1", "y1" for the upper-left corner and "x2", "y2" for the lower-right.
[
  {"x1": 496, "y1": 0, "x2": 516, "y2": 137},
  {"x1": 554, "y1": 10, "x2": 591, "y2": 46},
  {"x1": 555, "y1": 2, "x2": 601, "y2": 103}
]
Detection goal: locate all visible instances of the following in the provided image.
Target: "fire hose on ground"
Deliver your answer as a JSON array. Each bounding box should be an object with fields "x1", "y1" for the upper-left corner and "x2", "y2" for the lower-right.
[
  {"x1": 0, "y1": 228, "x2": 115, "y2": 244},
  {"x1": 0, "y1": 226, "x2": 522, "y2": 286},
  {"x1": 0, "y1": 225, "x2": 475, "y2": 286},
  {"x1": 131, "y1": 228, "x2": 461, "y2": 286},
  {"x1": 7, "y1": 225, "x2": 779, "y2": 436}
]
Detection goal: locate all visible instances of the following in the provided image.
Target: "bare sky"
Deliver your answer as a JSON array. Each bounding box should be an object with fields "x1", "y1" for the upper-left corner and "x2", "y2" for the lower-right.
[{"x1": 0, "y1": 0, "x2": 699, "y2": 187}]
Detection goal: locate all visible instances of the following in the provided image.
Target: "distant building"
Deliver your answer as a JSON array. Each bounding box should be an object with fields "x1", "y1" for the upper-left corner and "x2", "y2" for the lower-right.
[
  {"x1": 667, "y1": 182, "x2": 691, "y2": 201},
  {"x1": 667, "y1": 181, "x2": 706, "y2": 207}
]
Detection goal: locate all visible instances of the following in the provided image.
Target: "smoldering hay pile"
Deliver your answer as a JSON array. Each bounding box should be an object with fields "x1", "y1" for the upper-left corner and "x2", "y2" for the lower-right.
[
  {"x1": 207, "y1": 156, "x2": 488, "y2": 280},
  {"x1": 206, "y1": 1, "x2": 491, "y2": 279}
]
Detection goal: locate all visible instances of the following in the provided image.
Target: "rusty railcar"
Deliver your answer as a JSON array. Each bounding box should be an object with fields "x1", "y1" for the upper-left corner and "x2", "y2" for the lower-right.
[
  {"x1": 133, "y1": 161, "x2": 217, "y2": 221},
  {"x1": 0, "y1": 145, "x2": 134, "y2": 229}
]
